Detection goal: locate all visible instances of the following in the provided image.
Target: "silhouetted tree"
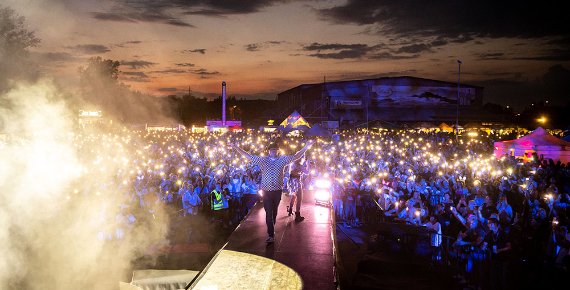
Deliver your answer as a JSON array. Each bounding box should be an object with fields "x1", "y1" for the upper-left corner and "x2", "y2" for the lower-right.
[
  {"x1": 77, "y1": 57, "x2": 174, "y2": 124},
  {"x1": 0, "y1": 5, "x2": 40, "y2": 91},
  {"x1": 79, "y1": 57, "x2": 120, "y2": 85}
]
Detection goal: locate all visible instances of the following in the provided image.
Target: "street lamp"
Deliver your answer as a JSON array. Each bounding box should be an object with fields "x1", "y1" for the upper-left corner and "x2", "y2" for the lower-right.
[{"x1": 456, "y1": 59, "x2": 462, "y2": 142}]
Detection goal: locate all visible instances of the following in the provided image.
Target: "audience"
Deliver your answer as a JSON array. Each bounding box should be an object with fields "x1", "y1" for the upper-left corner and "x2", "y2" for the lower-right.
[{"x1": 64, "y1": 127, "x2": 568, "y2": 288}]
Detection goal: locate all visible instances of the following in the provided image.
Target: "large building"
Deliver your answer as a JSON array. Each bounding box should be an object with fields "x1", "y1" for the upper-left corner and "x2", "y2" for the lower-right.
[{"x1": 276, "y1": 76, "x2": 485, "y2": 126}]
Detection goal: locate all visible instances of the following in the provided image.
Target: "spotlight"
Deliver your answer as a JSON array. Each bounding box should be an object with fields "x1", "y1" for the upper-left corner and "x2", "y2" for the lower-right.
[{"x1": 313, "y1": 178, "x2": 332, "y2": 206}]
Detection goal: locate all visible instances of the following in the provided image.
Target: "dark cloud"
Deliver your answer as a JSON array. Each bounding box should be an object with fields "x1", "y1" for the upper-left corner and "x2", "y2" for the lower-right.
[
  {"x1": 474, "y1": 49, "x2": 570, "y2": 62},
  {"x1": 151, "y1": 69, "x2": 187, "y2": 74},
  {"x1": 175, "y1": 63, "x2": 195, "y2": 67},
  {"x1": 121, "y1": 60, "x2": 156, "y2": 69},
  {"x1": 308, "y1": 50, "x2": 367, "y2": 59},
  {"x1": 158, "y1": 87, "x2": 178, "y2": 92},
  {"x1": 123, "y1": 77, "x2": 150, "y2": 83},
  {"x1": 245, "y1": 44, "x2": 260, "y2": 52},
  {"x1": 92, "y1": 11, "x2": 194, "y2": 27},
  {"x1": 92, "y1": 0, "x2": 286, "y2": 29},
  {"x1": 244, "y1": 41, "x2": 286, "y2": 52},
  {"x1": 120, "y1": 0, "x2": 281, "y2": 15},
  {"x1": 182, "y1": 9, "x2": 228, "y2": 17},
  {"x1": 67, "y1": 44, "x2": 111, "y2": 55},
  {"x1": 303, "y1": 43, "x2": 369, "y2": 51},
  {"x1": 91, "y1": 12, "x2": 136, "y2": 22},
  {"x1": 122, "y1": 71, "x2": 149, "y2": 78},
  {"x1": 396, "y1": 43, "x2": 432, "y2": 54},
  {"x1": 302, "y1": 43, "x2": 372, "y2": 59},
  {"x1": 318, "y1": 0, "x2": 569, "y2": 41},
  {"x1": 475, "y1": 52, "x2": 506, "y2": 60},
  {"x1": 300, "y1": 42, "x2": 430, "y2": 60},
  {"x1": 121, "y1": 71, "x2": 151, "y2": 82},
  {"x1": 430, "y1": 39, "x2": 448, "y2": 47},
  {"x1": 450, "y1": 35, "x2": 475, "y2": 44},
  {"x1": 369, "y1": 52, "x2": 420, "y2": 60},
  {"x1": 115, "y1": 41, "x2": 142, "y2": 48},
  {"x1": 191, "y1": 68, "x2": 220, "y2": 78},
  {"x1": 334, "y1": 70, "x2": 421, "y2": 80},
  {"x1": 318, "y1": 2, "x2": 569, "y2": 62},
  {"x1": 164, "y1": 19, "x2": 193, "y2": 27},
  {"x1": 182, "y1": 49, "x2": 206, "y2": 54}
]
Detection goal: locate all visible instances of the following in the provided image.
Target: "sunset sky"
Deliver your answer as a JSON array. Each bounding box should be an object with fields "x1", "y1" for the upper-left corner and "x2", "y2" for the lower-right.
[{"x1": 6, "y1": 0, "x2": 570, "y2": 109}]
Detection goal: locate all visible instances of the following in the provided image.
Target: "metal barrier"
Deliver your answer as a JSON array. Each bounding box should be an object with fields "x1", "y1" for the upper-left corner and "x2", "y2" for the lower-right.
[
  {"x1": 360, "y1": 194, "x2": 495, "y2": 289},
  {"x1": 334, "y1": 190, "x2": 569, "y2": 289}
]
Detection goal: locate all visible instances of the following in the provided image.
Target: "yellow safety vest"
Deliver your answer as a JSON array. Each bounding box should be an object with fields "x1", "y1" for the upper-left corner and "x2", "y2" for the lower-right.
[{"x1": 211, "y1": 190, "x2": 224, "y2": 211}]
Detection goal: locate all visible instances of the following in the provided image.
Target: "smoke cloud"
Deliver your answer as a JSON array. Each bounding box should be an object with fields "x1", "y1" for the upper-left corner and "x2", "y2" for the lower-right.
[{"x1": 0, "y1": 79, "x2": 171, "y2": 290}]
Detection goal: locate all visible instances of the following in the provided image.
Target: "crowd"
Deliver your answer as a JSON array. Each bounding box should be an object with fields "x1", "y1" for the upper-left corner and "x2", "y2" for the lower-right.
[
  {"x1": 77, "y1": 130, "x2": 273, "y2": 243},
  {"x1": 64, "y1": 127, "x2": 568, "y2": 288},
  {"x1": 324, "y1": 129, "x2": 569, "y2": 289}
]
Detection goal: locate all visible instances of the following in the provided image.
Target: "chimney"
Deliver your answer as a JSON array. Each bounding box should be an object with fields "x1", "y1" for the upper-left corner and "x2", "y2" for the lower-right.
[{"x1": 222, "y1": 81, "x2": 226, "y2": 126}]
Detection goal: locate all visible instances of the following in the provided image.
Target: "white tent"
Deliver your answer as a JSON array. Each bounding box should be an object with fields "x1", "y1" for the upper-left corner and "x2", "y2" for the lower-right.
[{"x1": 494, "y1": 127, "x2": 570, "y2": 163}]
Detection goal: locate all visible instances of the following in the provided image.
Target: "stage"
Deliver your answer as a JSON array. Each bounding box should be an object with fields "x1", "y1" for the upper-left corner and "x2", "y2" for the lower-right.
[{"x1": 190, "y1": 189, "x2": 337, "y2": 289}]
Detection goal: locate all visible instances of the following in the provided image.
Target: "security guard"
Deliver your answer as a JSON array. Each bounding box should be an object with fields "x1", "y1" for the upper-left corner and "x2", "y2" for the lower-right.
[{"x1": 211, "y1": 188, "x2": 224, "y2": 211}]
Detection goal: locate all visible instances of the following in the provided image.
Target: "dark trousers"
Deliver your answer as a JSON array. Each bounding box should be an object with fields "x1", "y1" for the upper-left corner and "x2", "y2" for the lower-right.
[{"x1": 263, "y1": 190, "x2": 282, "y2": 237}]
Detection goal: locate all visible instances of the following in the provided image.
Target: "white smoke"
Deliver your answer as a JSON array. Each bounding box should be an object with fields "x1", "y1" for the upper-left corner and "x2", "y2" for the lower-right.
[{"x1": 0, "y1": 79, "x2": 170, "y2": 290}]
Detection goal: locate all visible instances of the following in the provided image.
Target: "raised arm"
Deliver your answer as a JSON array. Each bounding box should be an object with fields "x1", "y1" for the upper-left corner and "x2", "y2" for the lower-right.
[
  {"x1": 292, "y1": 140, "x2": 314, "y2": 161},
  {"x1": 450, "y1": 206, "x2": 467, "y2": 227},
  {"x1": 231, "y1": 143, "x2": 253, "y2": 160}
]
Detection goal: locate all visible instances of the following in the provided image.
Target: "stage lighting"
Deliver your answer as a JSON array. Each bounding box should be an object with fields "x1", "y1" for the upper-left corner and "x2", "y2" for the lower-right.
[
  {"x1": 315, "y1": 179, "x2": 331, "y2": 188},
  {"x1": 313, "y1": 178, "x2": 332, "y2": 206}
]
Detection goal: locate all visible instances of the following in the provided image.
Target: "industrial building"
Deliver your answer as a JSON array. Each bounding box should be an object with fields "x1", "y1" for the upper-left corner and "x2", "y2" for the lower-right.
[{"x1": 276, "y1": 76, "x2": 485, "y2": 127}]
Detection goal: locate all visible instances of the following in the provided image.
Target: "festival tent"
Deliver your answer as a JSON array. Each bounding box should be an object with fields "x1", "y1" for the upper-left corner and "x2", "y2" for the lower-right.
[
  {"x1": 494, "y1": 127, "x2": 570, "y2": 163},
  {"x1": 278, "y1": 111, "x2": 311, "y2": 132},
  {"x1": 438, "y1": 122, "x2": 454, "y2": 133},
  {"x1": 305, "y1": 123, "x2": 332, "y2": 137}
]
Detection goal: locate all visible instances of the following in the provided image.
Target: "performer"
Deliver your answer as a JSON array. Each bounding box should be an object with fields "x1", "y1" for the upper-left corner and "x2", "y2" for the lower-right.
[
  {"x1": 231, "y1": 140, "x2": 313, "y2": 243},
  {"x1": 287, "y1": 155, "x2": 308, "y2": 222}
]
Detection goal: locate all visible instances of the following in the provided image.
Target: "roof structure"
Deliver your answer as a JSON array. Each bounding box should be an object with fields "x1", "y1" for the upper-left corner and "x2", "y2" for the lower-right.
[{"x1": 278, "y1": 110, "x2": 311, "y2": 130}]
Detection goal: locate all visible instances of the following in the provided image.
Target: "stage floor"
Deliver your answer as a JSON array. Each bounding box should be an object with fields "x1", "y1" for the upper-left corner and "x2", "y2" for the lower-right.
[{"x1": 191, "y1": 189, "x2": 336, "y2": 290}]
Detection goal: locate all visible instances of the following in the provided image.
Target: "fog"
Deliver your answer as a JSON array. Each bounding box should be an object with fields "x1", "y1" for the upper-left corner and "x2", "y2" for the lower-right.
[
  {"x1": 0, "y1": 79, "x2": 171, "y2": 289},
  {"x1": 2, "y1": 5, "x2": 196, "y2": 288}
]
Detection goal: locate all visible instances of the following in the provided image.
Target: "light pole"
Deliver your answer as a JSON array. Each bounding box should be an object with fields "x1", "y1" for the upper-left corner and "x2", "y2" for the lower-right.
[
  {"x1": 366, "y1": 85, "x2": 370, "y2": 131},
  {"x1": 456, "y1": 60, "x2": 462, "y2": 142}
]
